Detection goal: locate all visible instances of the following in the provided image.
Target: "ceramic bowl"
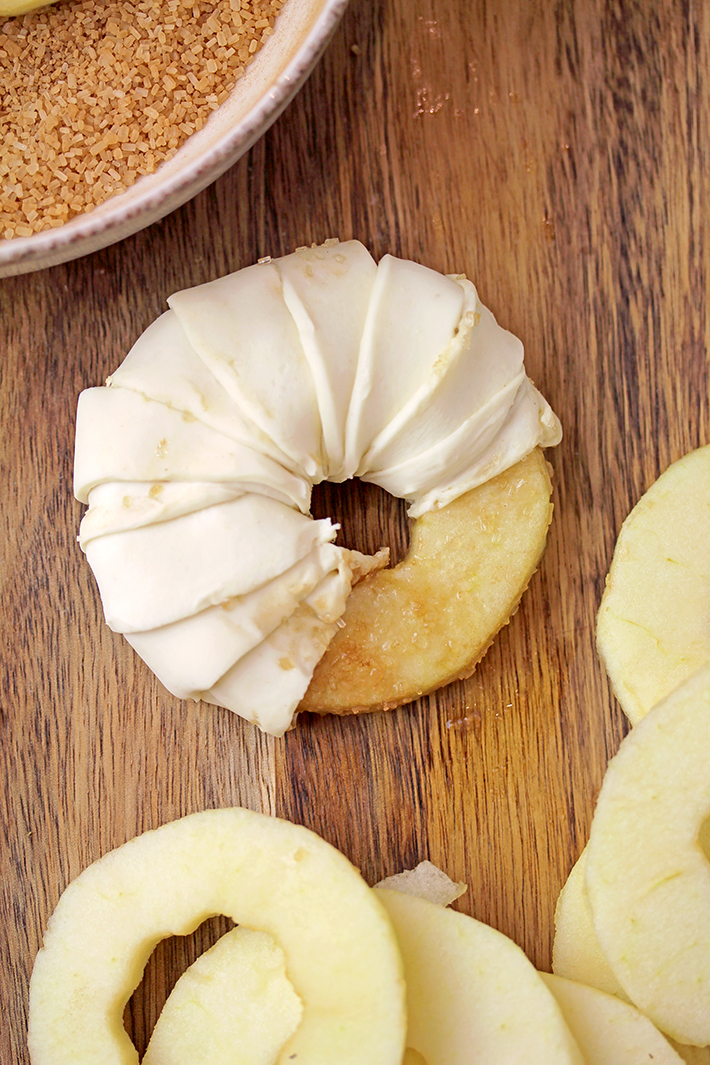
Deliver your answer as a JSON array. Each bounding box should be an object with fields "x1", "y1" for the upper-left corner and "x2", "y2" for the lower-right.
[{"x1": 0, "y1": 0, "x2": 349, "y2": 278}]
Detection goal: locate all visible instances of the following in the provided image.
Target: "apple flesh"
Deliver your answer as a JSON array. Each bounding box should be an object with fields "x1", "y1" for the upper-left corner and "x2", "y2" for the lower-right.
[
  {"x1": 28, "y1": 808, "x2": 406, "y2": 1065},
  {"x1": 553, "y1": 855, "x2": 710, "y2": 1063},
  {"x1": 553, "y1": 848, "x2": 625, "y2": 998},
  {"x1": 585, "y1": 663, "x2": 710, "y2": 1045},
  {"x1": 375, "y1": 887, "x2": 584, "y2": 1065},
  {"x1": 303, "y1": 448, "x2": 553, "y2": 714},
  {"x1": 143, "y1": 926, "x2": 302, "y2": 1065},
  {"x1": 541, "y1": 972, "x2": 683, "y2": 1064},
  {"x1": 597, "y1": 445, "x2": 710, "y2": 724}
]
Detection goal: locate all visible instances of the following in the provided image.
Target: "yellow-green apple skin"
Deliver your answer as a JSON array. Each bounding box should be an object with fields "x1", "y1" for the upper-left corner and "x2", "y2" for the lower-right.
[
  {"x1": 585, "y1": 663, "x2": 710, "y2": 1045},
  {"x1": 28, "y1": 808, "x2": 406, "y2": 1065},
  {"x1": 597, "y1": 446, "x2": 710, "y2": 725},
  {"x1": 376, "y1": 888, "x2": 584, "y2": 1065}
]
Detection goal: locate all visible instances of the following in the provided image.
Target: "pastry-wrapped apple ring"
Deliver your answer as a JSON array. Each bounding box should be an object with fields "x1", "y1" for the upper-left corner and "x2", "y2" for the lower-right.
[
  {"x1": 28, "y1": 808, "x2": 406, "y2": 1065},
  {"x1": 74, "y1": 239, "x2": 561, "y2": 734}
]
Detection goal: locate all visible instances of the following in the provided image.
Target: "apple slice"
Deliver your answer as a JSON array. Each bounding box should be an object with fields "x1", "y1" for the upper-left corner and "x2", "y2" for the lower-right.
[
  {"x1": 143, "y1": 926, "x2": 302, "y2": 1065},
  {"x1": 540, "y1": 973, "x2": 684, "y2": 1063},
  {"x1": 403, "y1": 1052, "x2": 428, "y2": 1065},
  {"x1": 28, "y1": 808, "x2": 406, "y2": 1065},
  {"x1": 554, "y1": 855, "x2": 710, "y2": 1063},
  {"x1": 553, "y1": 848, "x2": 625, "y2": 997},
  {"x1": 375, "y1": 888, "x2": 584, "y2": 1065},
  {"x1": 585, "y1": 662, "x2": 710, "y2": 1045},
  {"x1": 597, "y1": 445, "x2": 710, "y2": 724},
  {"x1": 145, "y1": 863, "x2": 463, "y2": 1064},
  {"x1": 302, "y1": 447, "x2": 553, "y2": 715}
]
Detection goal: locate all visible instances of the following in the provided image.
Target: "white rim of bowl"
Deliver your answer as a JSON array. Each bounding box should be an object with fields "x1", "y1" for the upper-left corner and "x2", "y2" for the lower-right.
[{"x1": 0, "y1": 0, "x2": 350, "y2": 278}]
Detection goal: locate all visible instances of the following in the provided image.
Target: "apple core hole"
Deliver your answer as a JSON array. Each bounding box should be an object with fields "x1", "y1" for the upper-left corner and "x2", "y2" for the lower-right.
[
  {"x1": 124, "y1": 914, "x2": 234, "y2": 1059},
  {"x1": 309, "y1": 478, "x2": 410, "y2": 566}
]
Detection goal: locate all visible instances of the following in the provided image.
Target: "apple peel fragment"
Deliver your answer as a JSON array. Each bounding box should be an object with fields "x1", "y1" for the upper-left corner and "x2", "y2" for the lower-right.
[{"x1": 375, "y1": 859, "x2": 467, "y2": 907}]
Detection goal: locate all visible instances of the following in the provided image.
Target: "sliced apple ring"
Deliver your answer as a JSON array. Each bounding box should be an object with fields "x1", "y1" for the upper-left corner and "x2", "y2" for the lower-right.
[
  {"x1": 303, "y1": 447, "x2": 553, "y2": 715},
  {"x1": 143, "y1": 926, "x2": 302, "y2": 1065},
  {"x1": 585, "y1": 662, "x2": 710, "y2": 1046},
  {"x1": 28, "y1": 808, "x2": 406, "y2": 1065},
  {"x1": 540, "y1": 973, "x2": 684, "y2": 1064},
  {"x1": 375, "y1": 887, "x2": 584, "y2": 1065},
  {"x1": 145, "y1": 863, "x2": 464, "y2": 1065},
  {"x1": 553, "y1": 848, "x2": 625, "y2": 997},
  {"x1": 597, "y1": 445, "x2": 710, "y2": 725},
  {"x1": 553, "y1": 853, "x2": 710, "y2": 1064}
]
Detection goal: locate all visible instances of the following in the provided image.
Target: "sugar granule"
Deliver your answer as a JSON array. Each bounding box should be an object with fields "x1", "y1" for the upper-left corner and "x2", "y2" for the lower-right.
[{"x1": 0, "y1": 0, "x2": 284, "y2": 238}]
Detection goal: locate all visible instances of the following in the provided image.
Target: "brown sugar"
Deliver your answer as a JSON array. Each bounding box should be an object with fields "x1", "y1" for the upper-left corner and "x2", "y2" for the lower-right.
[{"x1": 0, "y1": 0, "x2": 284, "y2": 239}]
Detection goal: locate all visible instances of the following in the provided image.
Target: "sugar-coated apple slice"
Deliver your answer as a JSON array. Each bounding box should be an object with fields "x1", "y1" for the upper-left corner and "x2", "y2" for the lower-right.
[
  {"x1": 553, "y1": 848, "x2": 625, "y2": 997},
  {"x1": 302, "y1": 447, "x2": 553, "y2": 714},
  {"x1": 540, "y1": 972, "x2": 684, "y2": 1064},
  {"x1": 375, "y1": 888, "x2": 584, "y2": 1065},
  {"x1": 597, "y1": 445, "x2": 710, "y2": 724},
  {"x1": 143, "y1": 926, "x2": 302, "y2": 1065},
  {"x1": 585, "y1": 662, "x2": 710, "y2": 1045},
  {"x1": 28, "y1": 808, "x2": 406, "y2": 1065}
]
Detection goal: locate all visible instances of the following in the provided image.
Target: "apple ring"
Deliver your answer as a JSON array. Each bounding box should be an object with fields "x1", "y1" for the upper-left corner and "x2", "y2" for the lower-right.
[
  {"x1": 540, "y1": 973, "x2": 685, "y2": 1065},
  {"x1": 597, "y1": 445, "x2": 710, "y2": 725},
  {"x1": 74, "y1": 239, "x2": 561, "y2": 733},
  {"x1": 142, "y1": 926, "x2": 302, "y2": 1065},
  {"x1": 28, "y1": 807, "x2": 406, "y2": 1065},
  {"x1": 303, "y1": 447, "x2": 553, "y2": 714},
  {"x1": 585, "y1": 662, "x2": 710, "y2": 1046},
  {"x1": 375, "y1": 888, "x2": 584, "y2": 1064}
]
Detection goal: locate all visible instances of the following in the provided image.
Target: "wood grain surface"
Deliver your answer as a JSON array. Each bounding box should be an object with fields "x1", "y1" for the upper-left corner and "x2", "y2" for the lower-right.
[{"x1": 1, "y1": 0, "x2": 708, "y2": 1059}]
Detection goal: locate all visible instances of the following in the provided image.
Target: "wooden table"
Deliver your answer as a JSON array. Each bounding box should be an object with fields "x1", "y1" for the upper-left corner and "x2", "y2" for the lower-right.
[{"x1": 2, "y1": 0, "x2": 707, "y2": 1058}]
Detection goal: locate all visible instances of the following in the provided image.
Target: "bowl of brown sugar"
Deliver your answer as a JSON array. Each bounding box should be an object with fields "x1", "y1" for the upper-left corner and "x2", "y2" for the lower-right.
[{"x1": 0, "y1": 0, "x2": 348, "y2": 277}]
